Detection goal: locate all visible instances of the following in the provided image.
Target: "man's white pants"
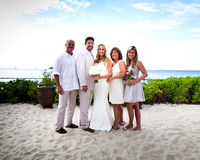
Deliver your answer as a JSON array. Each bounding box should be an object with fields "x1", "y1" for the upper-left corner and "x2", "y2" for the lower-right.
[
  {"x1": 55, "y1": 90, "x2": 77, "y2": 130},
  {"x1": 79, "y1": 90, "x2": 93, "y2": 129}
]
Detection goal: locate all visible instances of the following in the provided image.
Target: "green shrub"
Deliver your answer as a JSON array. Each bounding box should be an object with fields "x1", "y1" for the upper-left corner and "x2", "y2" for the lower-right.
[
  {"x1": 28, "y1": 80, "x2": 39, "y2": 103},
  {"x1": 143, "y1": 76, "x2": 200, "y2": 104},
  {"x1": 0, "y1": 79, "x2": 39, "y2": 103},
  {"x1": 190, "y1": 77, "x2": 200, "y2": 104},
  {"x1": 0, "y1": 82, "x2": 6, "y2": 103},
  {"x1": 1, "y1": 76, "x2": 200, "y2": 104},
  {"x1": 39, "y1": 69, "x2": 55, "y2": 87}
]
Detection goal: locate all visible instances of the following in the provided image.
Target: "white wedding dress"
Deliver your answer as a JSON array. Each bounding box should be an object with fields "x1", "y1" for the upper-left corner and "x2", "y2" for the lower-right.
[{"x1": 90, "y1": 62, "x2": 114, "y2": 131}]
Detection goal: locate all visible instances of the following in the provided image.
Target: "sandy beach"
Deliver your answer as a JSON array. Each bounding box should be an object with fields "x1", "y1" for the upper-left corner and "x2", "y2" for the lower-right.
[{"x1": 0, "y1": 103, "x2": 200, "y2": 160}]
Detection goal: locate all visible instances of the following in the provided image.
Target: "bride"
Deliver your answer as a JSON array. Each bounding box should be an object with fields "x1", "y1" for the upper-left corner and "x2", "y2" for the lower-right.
[{"x1": 90, "y1": 44, "x2": 114, "y2": 131}]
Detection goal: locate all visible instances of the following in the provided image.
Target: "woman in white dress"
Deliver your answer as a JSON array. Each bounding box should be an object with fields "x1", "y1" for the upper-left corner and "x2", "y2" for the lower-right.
[
  {"x1": 90, "y1": 44, "x2": 114, "y2": 131},
  {"x1": 107, "y1": 47, "x2": 126, "y2": 130},
  {"x1": 124, "y1": 46, "x2": 147, "y2": 131}
]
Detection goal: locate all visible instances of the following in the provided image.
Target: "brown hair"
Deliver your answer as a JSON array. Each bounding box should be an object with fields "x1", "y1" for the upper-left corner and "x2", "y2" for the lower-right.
[
  {"x1": 110, "y1": 47, "x2": 123, "y2": 61},
  {"x1": 126, "y1": 46, "x2": 138, "y2": 69},
  {"x1": 85, "y1": 37, "x2": 94, "y2": 44},
  {"x1": 94, "y1": 44, "x2": 109, "y2": 65}
]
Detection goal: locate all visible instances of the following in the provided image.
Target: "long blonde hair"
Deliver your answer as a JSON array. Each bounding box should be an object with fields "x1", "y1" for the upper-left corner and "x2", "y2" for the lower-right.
[
  {"x1": 94, "y1": 44, "x2": 109, "y2": 65},
  {"x1": 126, "y1": 46, "x2": 138, "y2": 69}
]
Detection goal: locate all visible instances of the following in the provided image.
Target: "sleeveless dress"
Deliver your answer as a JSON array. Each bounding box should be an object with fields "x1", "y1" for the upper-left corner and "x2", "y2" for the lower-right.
[
  {"x1": 90, "y1": 62, "x2": 114, "y2": 131},
  {"x1": 124, "y1": 66, "x2": 145, "y2": 102},
  {"x1": 109, "y1": 60, "x2": 124, "y2": 104}
]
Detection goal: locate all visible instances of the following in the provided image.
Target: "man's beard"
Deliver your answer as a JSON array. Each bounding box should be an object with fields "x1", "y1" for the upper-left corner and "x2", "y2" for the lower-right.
[{"x1": 87, "y1": 47, "x2": 93, "y2": 51}]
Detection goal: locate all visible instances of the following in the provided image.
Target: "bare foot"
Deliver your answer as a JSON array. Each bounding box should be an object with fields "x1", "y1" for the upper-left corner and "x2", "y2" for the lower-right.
[{"x1": 132, "y1": 127, "x2": 141, "y2": 131}]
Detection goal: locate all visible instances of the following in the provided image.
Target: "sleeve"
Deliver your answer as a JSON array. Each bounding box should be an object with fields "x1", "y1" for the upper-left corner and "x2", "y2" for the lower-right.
[
  {"x1": 76, "y1": 53, "x2": 87, "y2": 87},
  {"x1": 53, "y1": 57, "x2": 60, "y2": 76}
]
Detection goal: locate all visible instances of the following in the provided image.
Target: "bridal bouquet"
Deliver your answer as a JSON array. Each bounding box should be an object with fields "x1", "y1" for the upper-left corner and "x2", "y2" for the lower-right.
[
  {"x1": 125, "y1": 70, "x2": 136, "y2": 80},
  {"x1": 89, "y1": 65, "x2": 104, "y2": 83}
]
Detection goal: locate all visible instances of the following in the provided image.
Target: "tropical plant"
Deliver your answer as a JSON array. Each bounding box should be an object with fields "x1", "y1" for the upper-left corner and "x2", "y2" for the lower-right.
[{"x1": 39, "y1": 69, "x2": 55, "y2": 87}]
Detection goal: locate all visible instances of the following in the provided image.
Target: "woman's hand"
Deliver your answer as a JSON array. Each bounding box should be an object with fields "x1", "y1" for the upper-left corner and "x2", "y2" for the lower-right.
[
  {"x1": 106, "y1": 77, "x2": 114, "y2": 83},
  {"x1": 94, "y1": 76, "x2": 101, "y2": 80},
  {"x1": 126, "y1": 79, "x2": 136, "y2": 86}
]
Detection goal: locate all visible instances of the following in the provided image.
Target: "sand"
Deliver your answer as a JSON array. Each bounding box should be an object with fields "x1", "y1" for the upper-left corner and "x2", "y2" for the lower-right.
[{"x1": 0, "y1": 103, "x2": 200, "y2": 160}]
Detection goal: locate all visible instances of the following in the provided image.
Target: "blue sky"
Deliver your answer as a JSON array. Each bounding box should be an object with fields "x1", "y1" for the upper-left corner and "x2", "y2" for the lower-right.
[{"x1": 0, "y1": 0, "x2": 200, "y2": 70}]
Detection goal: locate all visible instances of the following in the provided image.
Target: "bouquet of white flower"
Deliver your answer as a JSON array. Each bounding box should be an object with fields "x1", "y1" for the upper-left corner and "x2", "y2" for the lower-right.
[{"x1": 89, "y1": 65, "x2": 104, "y2": 83}]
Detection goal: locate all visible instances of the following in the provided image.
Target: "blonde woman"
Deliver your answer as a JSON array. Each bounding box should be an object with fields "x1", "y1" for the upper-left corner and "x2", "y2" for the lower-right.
[
  {"x1": 124, "y1": 46, "x2": 147, "y2": 131},
  {"x1": 90, "y1": 44, "x2": 114, "y2": 131}
]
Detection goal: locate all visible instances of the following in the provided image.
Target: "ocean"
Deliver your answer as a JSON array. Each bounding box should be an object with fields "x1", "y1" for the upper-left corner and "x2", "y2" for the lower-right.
[{"x1": 0, "y1": 68, "x2": 200, "y2": 82}]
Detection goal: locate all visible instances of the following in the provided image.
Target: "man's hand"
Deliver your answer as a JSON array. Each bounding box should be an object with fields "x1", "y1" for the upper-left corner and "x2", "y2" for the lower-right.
[
  {"x1": 57, "y1": 86, "x2": 64, "y2": 95},
  {"x1": 82, "y1": 86, "x2": 88, "y2": 92}
]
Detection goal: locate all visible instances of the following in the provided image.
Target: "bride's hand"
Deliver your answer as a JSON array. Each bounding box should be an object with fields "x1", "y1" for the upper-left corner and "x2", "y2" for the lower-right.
[{"x1": 94, "y1": 76, "x2": 100, "y2": 80}]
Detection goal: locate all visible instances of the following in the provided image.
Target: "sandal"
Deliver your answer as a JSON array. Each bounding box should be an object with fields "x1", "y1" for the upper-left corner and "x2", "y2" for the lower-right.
[
  {"x1": 112, "y1": 127, "x2": 119, "y2": 130},
  {"x1": 119, "y1": 121, "x2": 126, "y2": 126},
  {"x1": 122, "y1": 125, "x2": 133, "y2": 130},
  {"x1": 112, "y1": 124, "x2": 120, "y2": 130}
]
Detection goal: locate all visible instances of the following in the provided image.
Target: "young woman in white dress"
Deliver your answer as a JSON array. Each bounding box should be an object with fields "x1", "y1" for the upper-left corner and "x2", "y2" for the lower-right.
[
  {"x1": 107, "y1": 47, "x2": 126, "y2": 130},
  {"x1": 124, "y1": 46, "x2": 148, "y2": 131},
  {"x1": 89, "y1": 44, "x2": 114, "y2": 131}
]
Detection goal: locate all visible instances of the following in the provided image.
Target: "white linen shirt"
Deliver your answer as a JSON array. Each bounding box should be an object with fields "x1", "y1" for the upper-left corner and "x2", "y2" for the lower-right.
[{"x1": 53, "y1": 52, "x2": 79, "y2": 91}]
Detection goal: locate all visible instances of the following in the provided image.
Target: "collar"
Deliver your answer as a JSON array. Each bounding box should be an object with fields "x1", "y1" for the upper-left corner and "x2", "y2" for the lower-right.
[{"x1": 65, "y1": 52, "x2": 74, "y2": 56}]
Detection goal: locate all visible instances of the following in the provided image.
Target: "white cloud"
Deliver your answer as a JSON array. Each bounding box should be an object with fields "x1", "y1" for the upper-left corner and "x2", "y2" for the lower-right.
[
  {"x1": 191, "y1": 28, "x2": 200, "y2": 37},
  {"x1": 192, "y1": 34, "x2": 200, "y2": 37},
  {"x1": 0, "y1": 0, "x2": 53, "y2": 19},
  {"x1": 107, "y1": 6, "x2": 122, "y2": 12},
  {"x1": 132, "y1": 2, "x2": 158, "y2": 12},
  {"x1": 123, "y1": 20, "x2": 181, "y2": 32},
  {"x1": 52, "y1": 0, "x2": 75, "y2": 12},
  {"x1": 0, "y1": 0, "x2": 91, "y2": 26},
  {"x1": 131, "y1": 1, "x2": 200, "y2": 30},
  {"x1": 161, "y1": 1, "x2": 200, "y2": 16},
  {"x1": 1, "y1": 21, "x2": 200, "y2": 70},
  {"x1": 33, "y1": 16, "x2": 67, "y2": 25},
  {"x1": 0, "y1": 0, "x2": 200, "y2": 70},
  {"x1": 66, "y1": 0, "x2": 91, "y2": 8},
  {"x1": 191, "y1": 28, "x2": 200, "y2": 32},
  {"x1": 132, "y1": 1, "x2": 200, "y2": 16}
]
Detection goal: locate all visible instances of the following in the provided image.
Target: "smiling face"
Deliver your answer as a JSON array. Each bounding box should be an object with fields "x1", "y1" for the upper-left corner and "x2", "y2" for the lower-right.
[
  {"x1": 126, "y1": 46, "x2": 138, "y2": 67},
  {"x1": 110, "y1": 47, "x2": 122, "y2": 61},
  {"x1": 85, "y1": 39, "x2": 94, "y2": 52},
  {"x1": 127, "y1": 49, "x2": 136, "y2": 61},
  {"x1": 111, "y1": 50, "x2": 119, "y2": 61},
  {"x1": 65, "y1": 40, "x2": 75, "y2": 54},
  {"x1": 98, "y1": 45, "x2": 105, "y2": 57}
]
